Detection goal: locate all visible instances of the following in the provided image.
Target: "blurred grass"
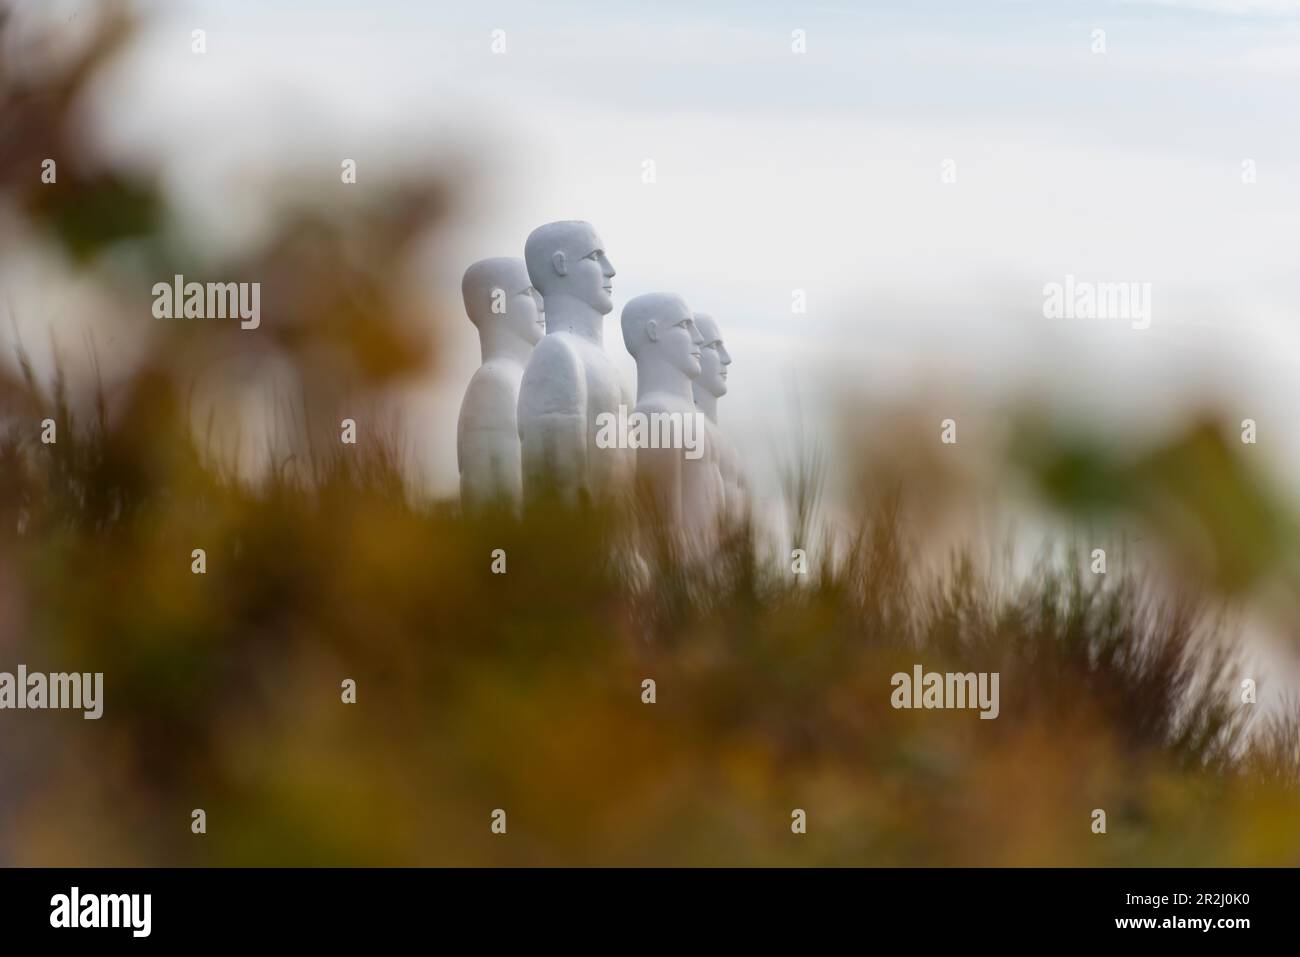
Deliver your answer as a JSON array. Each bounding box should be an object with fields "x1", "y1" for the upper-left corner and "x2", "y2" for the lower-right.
[
  {"x1": 1010, "y1": 412, "x2": 1300, "y2": 596},
  {"x1": 2, "y1": 373, "x2": 1299, "y2": 865}
]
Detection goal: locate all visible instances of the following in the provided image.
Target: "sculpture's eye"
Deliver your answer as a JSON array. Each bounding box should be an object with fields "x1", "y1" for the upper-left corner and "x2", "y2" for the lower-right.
[{"x1": 586, "y1": 250, "x2": 601, "y2": 260}]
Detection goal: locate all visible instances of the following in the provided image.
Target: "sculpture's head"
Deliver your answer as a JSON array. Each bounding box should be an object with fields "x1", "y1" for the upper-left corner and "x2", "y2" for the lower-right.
[
  {"x1": 691, "y1": 312, "x2": 731, "y2": 398},
  {"x1": 524, "y1": 221, "x2": 616, "y2": 316},
  {"x1": 462, "y1": 257, "x2": 545, "y2": 348},
  {"x1": 621, "y1": 293, "x2": 702, "y2": 379}
]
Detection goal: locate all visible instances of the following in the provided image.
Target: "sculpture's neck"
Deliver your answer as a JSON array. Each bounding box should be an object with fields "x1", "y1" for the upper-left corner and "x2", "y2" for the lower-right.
[
  {"x1": 543, "y1": 295, "x2": 604, "y2": 345},
  {"x1": 638, "y1": 357, "x2": 695, "y2": 406},
  {"x1": 480, "y1": 328, "x2": 533, "y2": 368},
  {"x1": 693, "y1": 386, "x2": 719, "y2": 424}
]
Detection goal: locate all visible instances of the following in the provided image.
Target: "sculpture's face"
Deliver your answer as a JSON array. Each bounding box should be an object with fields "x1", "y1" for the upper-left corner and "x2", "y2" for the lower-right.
[
  {"x1": 655, "y1": 298, "x2": 703, "y2": 379},
  {"x1": 693, "y1": 315, "x2": 730, "y2": 397},
  {"x1": 555, "y1": 223, "x2": 616, "y2": 315},
  {"x1": 509, "y1": 278, "x2": 545, "y2": 347}
]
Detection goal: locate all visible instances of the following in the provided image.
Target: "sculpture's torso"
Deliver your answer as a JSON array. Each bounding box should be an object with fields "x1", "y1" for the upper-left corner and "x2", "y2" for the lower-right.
[
  {"x1": 687, "y1": 417, "x2": 727, "y2": 537},
  {"x1": 518, "y1": 331, "x2": 633, "y2": 505},
  {"x1": 457, "y1": 359, "x2": 526, "y2": 512},
  {"x1": 714, "y1": 426, "x2": 746, "y2": 524},
  {"x1": 633, "y1": 389, "x2": 698, "y2": 527}
]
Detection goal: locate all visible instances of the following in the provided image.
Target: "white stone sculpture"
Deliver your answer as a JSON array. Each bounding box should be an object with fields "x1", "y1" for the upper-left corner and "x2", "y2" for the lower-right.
[
  {"x1": 517, "y1": 221, "x2": 631, "y2": 507},
  {"x1": 691, "y1": 312, "x2": 745, "y2": 524},
  {"x1": 457, "y1": 257, "x2": 544, "y2": 513},
  {"x1": 620, "y1": 292, "x2": 712, "y2": 529}
]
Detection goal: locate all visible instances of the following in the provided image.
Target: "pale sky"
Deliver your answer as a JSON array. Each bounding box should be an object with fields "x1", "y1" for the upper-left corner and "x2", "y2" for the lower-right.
[{"x1": 6, "y1": 0, "x2": 1300, "y2": 507}]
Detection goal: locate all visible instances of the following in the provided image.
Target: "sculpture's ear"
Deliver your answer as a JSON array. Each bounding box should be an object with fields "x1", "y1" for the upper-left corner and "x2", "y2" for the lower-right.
[
  {"x1": 551, "y1": 250, "x2": 568, "y2": 277},
  {"x1": 646, "y1": 319, "x2": 659, "y2": 343}
]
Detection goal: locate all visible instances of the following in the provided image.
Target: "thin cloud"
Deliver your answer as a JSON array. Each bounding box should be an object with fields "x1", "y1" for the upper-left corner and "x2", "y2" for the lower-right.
[{"x1": 1116, "y1": 0, "x2": 1300, "y2": 15}]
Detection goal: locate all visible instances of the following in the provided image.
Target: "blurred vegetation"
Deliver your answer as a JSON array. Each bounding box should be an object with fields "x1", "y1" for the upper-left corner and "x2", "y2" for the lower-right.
[
  {"x1": 1009, "y1": 412, "x2": 1300, "y2": 597},
  {"x1": 2, "y1": 385, "x2": 1299, "y2": 866},
  {"x1": 2, "y1": 0, "x2": 1299, "y2": 867}
]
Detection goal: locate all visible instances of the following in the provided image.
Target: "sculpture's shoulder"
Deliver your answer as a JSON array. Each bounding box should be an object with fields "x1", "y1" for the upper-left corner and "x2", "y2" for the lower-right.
[
  {"x1": 520, "y1": 334, "x2": 585, "y2": 412},
  {"x1": 634, "y1": 392, "x2": 679, "y2": 417},
  {"x1": 461, "y1": 361, "x2": 523, "y2": 428},
  {"x1": 527, "y1": 333, "x2": 584, "y2": 375},
  {"x1": 468, "y1": 360, "x2": 524, "y2": 399}
]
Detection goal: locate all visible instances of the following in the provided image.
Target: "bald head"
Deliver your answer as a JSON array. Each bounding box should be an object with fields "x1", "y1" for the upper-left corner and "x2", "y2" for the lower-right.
[
  {"x1": 622, "y1": 292, "x2": 702, "y2": 380},
  {"x1": 462, "y1": 257, "x2": 544, "y2": 349},
  {"x1": 524, "y1": 220, "x2": 616, "y2": 316}
]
